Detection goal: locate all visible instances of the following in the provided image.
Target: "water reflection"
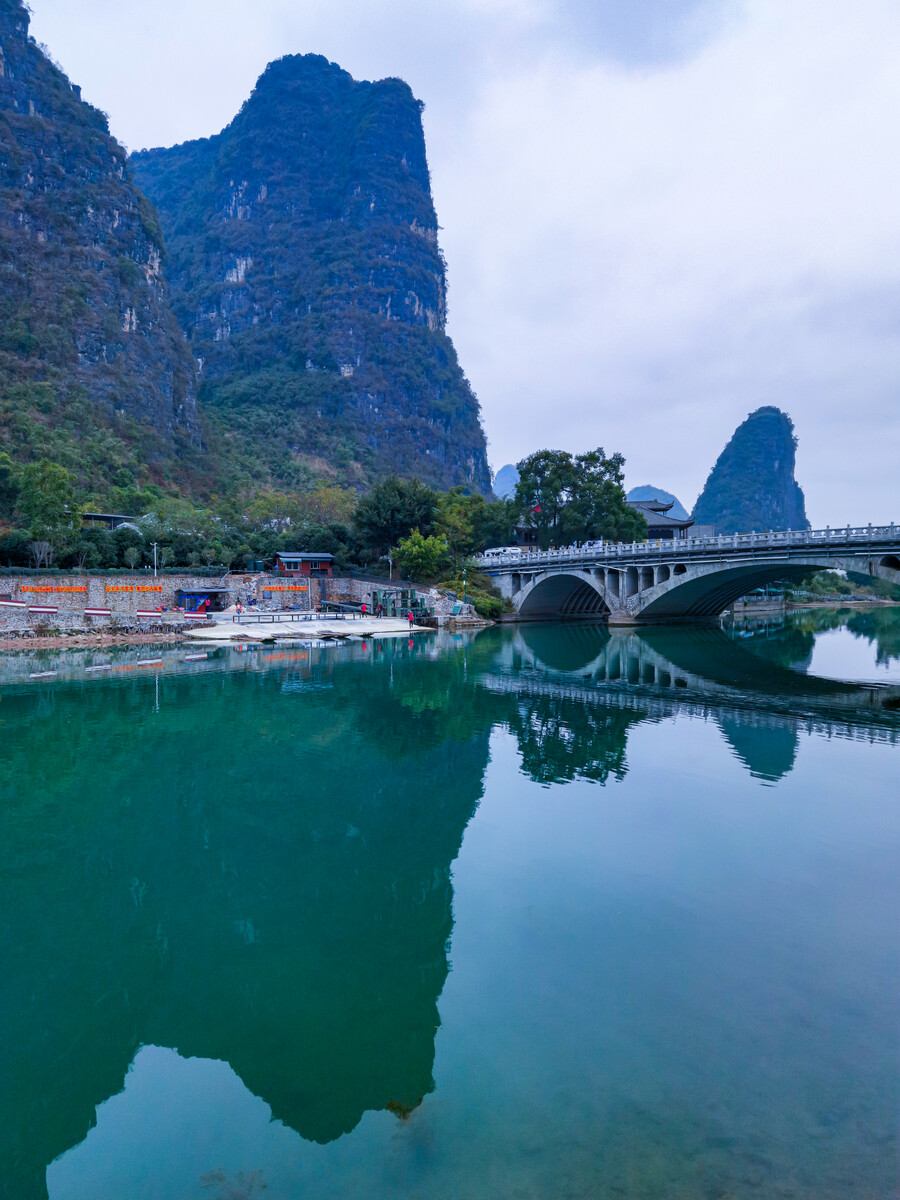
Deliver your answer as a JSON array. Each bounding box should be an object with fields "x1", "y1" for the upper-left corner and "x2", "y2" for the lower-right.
[
  {"x1": 0, "y1": 648, "x2": 487, "y2": 1196},
  {"x1": 489, "y1": 619, "x2": 900, "y2": 784},
  {"x1": 728, "y1": 605, "x2": 900, "y2": 676},
  {"x1": 0, "y1": 613, "x2": 897, "y2": 1196}
]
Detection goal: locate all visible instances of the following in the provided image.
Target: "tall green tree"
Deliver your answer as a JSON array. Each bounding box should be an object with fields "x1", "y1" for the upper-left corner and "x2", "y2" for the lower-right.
[
  {"x1": 514, "y1": 448, "x2": 646, "y2": 550},
  {"x1": 434, "y1": 489, "x2": 518, "y2": 558},
  {"x1": 393, "y1": 529, "x2": 450, "y2": 579},
  {"x1": 354, "y1": 476, "x2": 439, "y2": 558},
  {"x1": 15, "y1": 459, "x2": 82, "y2": 545},
  {"x1": 0, "y1": 452, "x2": 19, "y2": 522}
]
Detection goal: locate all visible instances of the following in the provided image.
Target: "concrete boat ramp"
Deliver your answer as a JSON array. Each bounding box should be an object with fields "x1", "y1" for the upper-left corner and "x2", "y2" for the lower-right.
[{"x1": 187, "y1": 613, "x2": 429, "y2": 643}]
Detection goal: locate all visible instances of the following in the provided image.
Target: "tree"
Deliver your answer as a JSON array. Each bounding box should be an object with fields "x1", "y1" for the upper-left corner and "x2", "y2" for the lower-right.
[
  {"x1": 432, "y1": 489, "x2": 519, "y2": 563},
  {"x1": 393, "y1": 529, "x2": 449, "y2": 579},
  {"x1": 79, "y1": 527, "x2": 116, "y2": 568},
  {"x1": 15, "y1": 460, "x2": 81, "y2": 546},
  {"x1": 434, "y1": 488, "x2": 477, "y2": 565},
  {"x1": 472, "y1": 497, "x2": 517, "y2": 551},
  {"x1": 514, "y1": 448, "x2": 647, "y2": 549},
  {"x1": 244, "y1": 490, "x2": 300, "y2": 533},
  {"x1": 124, "y1": 545, "x2": 142, "y2": 570},
  {"x1": 296, "y1": 485, "x2": 356, "y2": 527},
  {"x1": 354, "y1": 476, "x2": 439, "y2": 558},
  {"x1": 29, "y1": 540, "x2": 53, "y2": 568},
  {"x1": 73, "y1": 540, "x2": 101, "y2": 571},
  {"x1": 0, "y1": 452, "x2": 19, "y2": 522},
  {"x1": 113, "y1": 525, "x2": 143, "y2": 567}
]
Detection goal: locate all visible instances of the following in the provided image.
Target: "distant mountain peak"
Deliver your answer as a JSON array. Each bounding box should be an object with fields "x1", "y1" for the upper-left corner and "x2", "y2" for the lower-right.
[
  {"x1": 493, "y1": 464, "x2": 519, "y2": 499},
  {"x1": 692, "y1": 407, "x2": 809, "y2": 534}
]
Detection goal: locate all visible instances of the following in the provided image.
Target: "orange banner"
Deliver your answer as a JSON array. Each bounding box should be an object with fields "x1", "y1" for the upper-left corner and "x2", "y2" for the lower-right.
[
  {"x1": 21, "y1": 585, "x2": 88, "y2": 593},
  {"x1": 263, "y1": 585, "x2": 309, "y2": 592},
  {"x1": 107, "y1": 585, "x2": 164, "y2": 592}
]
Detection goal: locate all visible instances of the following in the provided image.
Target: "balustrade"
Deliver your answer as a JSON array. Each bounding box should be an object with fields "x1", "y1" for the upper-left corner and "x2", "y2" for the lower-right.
[{"x1": 477, "y1": 523, "x2": 899, "y2": 570}]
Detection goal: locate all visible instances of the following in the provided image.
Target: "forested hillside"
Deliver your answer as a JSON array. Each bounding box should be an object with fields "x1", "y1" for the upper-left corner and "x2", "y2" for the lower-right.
[
  {"x1": 132, "y1": 54, "x2": 491, "y2": 494},
  {"x1": 0, "y1": 0, "x2": 198, "y2": 496}
]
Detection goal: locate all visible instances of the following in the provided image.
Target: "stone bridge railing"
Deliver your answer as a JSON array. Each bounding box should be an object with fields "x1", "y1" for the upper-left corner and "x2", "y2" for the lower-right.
[{"x1": 476, "y1": 524, "x2": 900, "y2": 570}]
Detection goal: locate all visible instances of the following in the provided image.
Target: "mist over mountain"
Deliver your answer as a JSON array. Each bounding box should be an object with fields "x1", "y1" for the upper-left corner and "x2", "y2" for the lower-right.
[{"x1": 692, "y1": 407, "x2": 810, "y2": 534}]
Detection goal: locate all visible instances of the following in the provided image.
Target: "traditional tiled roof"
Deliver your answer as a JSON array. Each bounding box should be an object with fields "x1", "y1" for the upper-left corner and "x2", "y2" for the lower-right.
[
  {"x1": 628, "y1": 500, "x2": 694, "y2": 529},
  {"x1": 629, "y1": 498, "x2": 674, "y2": 514}
]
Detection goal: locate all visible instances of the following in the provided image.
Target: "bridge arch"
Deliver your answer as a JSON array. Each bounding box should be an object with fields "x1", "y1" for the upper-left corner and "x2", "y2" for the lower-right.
[
  {"x1": 636, "y1": 555, "x2": 898, "y2": 621},
  {"x1": 482, "y1": 530, "x2": 900, "y2": 623},
  {"x1": 516, "y1": 572, "x2": 610, "y2": 620}
]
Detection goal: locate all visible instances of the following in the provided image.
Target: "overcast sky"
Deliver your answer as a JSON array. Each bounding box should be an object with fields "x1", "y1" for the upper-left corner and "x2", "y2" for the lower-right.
[{"x1": 27, "y1": 0, "x2": 900, "y2": 523}]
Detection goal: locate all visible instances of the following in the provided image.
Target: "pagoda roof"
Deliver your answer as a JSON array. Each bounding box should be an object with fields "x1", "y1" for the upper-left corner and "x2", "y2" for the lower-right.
[
  {"x1": 629, "y1": 498, "x2": 675, "y2": 514},
  {"x1": 628, "y1": 500, "x2": 694, "y2": 529}
]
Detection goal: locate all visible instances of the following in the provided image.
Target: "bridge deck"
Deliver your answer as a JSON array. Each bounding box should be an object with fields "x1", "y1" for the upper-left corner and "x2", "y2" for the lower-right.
[{"x1": 478, "y1": 524, "x2": 899, "y2": 571}]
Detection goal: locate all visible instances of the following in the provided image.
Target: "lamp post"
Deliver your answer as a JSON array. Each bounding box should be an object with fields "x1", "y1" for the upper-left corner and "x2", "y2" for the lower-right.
[
  {"x1": 463, "y1": 565, "x2": 468, "y2": 607},
  {"x1": 151, "y1": 542, "x2": 158, "y2": 578},
  {"x1": 388, "y1": 551, "x2": 393, "y2": 581}
]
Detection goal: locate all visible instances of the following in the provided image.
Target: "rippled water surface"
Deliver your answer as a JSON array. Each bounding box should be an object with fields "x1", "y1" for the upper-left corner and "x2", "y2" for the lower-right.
[{"x1": 1, "y1": 607, "x2": 898, "y2": 1199}]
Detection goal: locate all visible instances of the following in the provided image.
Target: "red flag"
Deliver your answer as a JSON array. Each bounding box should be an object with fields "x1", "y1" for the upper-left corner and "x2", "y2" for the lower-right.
[{"x1": 532, "y1": 504, "x2": 542, "y2": 514}]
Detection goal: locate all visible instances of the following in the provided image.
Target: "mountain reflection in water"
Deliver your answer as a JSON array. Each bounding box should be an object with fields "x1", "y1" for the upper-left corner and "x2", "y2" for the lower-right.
[{"x1": 0, "y1": 609, "x2": 897, "y2": 1198}]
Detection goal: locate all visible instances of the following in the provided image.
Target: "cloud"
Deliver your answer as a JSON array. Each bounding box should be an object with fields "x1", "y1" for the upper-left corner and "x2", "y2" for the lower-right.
[
  {"x1": 27, "y1": 0, "x2": 900, "y2": 522},
  {"x1": 435, "y1": 0, "x2": 900, "y2": 521}
]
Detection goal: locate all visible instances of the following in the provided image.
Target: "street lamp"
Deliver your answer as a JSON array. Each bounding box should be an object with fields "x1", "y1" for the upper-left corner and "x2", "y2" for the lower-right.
[
  {"x1": 463, "y1": 565, "x2": 468, "y2": 607},
  {"x1": 151, "y1": 542, "x2": 158, "y2": 578}
]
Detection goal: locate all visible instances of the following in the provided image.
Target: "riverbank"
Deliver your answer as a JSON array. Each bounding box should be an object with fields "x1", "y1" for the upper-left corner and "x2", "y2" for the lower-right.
[
  {"x1": 0, "y1": 630, "x2": 185, "y2": 651},
  {"x1": 787, "y1": 598, "x2": 900, "y2": 609}
]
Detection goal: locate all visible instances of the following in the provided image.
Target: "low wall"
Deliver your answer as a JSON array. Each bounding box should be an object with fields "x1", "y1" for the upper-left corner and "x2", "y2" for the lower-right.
[{"x1": 0, "y1": 573, "x2": 230, "y2": 613}]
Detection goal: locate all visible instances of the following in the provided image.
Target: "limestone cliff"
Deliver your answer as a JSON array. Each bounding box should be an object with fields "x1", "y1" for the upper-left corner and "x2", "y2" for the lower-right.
[
  {"x1": 692, "y1": 407, "x2": 809, "y2": 534},
  {"x1": 0, "y1": 0, "x2": 197, "y2": 479},
  {"x1": 131, "y1": 54, "x2": 491, "y2": 493}
]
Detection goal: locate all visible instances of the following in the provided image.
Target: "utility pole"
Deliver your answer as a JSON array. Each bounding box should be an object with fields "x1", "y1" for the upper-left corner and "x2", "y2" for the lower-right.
[
  {"x1": 388, "y1": 551, "x2": 393, "y2": 581},
  {"x1": 463, "y1": 565, "x2": 468, "y2": 607},
  {"x1": 151, "y1": 542, "x2": 158, "y2": 577}
]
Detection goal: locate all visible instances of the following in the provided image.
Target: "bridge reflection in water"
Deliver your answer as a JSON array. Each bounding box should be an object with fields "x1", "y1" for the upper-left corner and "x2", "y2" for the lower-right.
[{"x1": 479, "y1": 618, "x2": 900, "y2": 783}]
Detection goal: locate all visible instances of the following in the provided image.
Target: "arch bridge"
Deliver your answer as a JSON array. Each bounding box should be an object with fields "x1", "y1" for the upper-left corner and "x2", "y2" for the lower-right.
[{"x1": 477, "y1": 525, "x2": 900, "y2": 623}]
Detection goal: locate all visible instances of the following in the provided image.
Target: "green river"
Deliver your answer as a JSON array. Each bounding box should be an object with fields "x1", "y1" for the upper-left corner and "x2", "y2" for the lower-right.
[{"x1": 1, "y1": 607, "x2": 898, "y2": 1199}]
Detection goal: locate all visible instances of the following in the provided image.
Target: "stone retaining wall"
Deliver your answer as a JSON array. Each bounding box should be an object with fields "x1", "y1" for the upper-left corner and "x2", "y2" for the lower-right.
[{"x1": 0, "y1": 573, "x2": 230, "y2": 613}]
